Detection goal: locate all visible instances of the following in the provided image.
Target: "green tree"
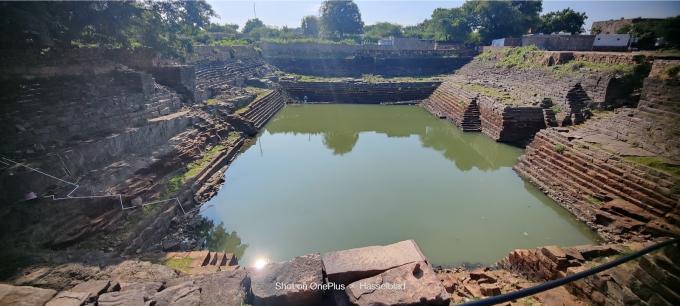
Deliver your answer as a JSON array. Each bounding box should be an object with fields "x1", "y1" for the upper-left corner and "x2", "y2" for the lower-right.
[
  {"x1": 618, "y1": 17, "x2": 680, "y2": 50},
  {"x1": 242, "y1": 18, "x2": 265, "y2": 35},
  {"x1": 537, "y1": 8, "x2": 587, "y2": 34},
  {"x1": 301, "y1": 15, "x2": 320, "y2": 37},
  {"x1": 463, "y1": 0, "x2": 534, "y2": 44},
  {"x1": 428, "y1": 8, "x2": 471, "y2": 42},
  {"x1": 364, "y1": 22, "x2": 403, "y2": 42},
  {"x1": 319, "y1": 0, "x2": 364, "y2": 38},
  {"x1": 0, "y1": 0, "x2": 215, "y2": 56},
  {"x1": 512, "y1": 0, "x2": 543, "y2": 33}
]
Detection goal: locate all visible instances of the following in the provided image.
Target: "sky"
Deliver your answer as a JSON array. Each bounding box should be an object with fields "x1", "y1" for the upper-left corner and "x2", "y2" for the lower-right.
[{"x1": 207, "y1": 0, "x2": 680, "y2": 32}]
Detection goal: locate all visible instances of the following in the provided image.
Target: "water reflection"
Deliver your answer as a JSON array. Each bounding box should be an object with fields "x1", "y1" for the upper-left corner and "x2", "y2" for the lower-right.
[
  {"x1": 266, "y1": 104, "x2": 519, "y2": 170},
  {"x1": 203, "y1": 104, "x2": 598, "y2": 267},
  {"x1": 196, "y1": 220, "x2": 248, "y2": 259}
]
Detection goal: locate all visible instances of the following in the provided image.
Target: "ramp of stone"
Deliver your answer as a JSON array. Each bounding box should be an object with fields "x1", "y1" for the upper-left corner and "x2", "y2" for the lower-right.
[
  {"x1": 164, "y1": 251, "x2": 238, "y2": 275},
  {"x1": 322, "y1": 239, "x2": 428, "y2": 285}
]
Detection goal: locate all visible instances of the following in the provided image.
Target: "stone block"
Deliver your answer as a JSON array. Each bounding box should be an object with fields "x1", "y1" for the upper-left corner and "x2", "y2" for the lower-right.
[
  {"x1": 344, "y1": 262, "x2": 449, "y2": 306},
  {"x1": 152, "y1": 281, "x2": 201, "y2": 306},
  {"x1": 97, "y1": 290, "x2": 145, "y2": 306},
  {"x1": 0, "y1": 284, "x2": 57, "y2": 306},
  {"x1": 46, "y1": 291, "x2": 90, "y2": 306},
  {"x1": 322, "y1": 240, "x2": 428, "y2": 284},
  {"x1": 70, "y1": 280, "x2": 110, "y2": 299},
  {"x1": 251, "y1": 253, "x2": 324, "y2": 306},
  {"x1": 194, "y1": 269, "x2": 248, "y2": 306}
]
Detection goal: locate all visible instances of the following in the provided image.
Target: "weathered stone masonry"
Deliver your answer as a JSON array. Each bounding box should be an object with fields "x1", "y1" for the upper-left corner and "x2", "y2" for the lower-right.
[
  {"x1": 514, "y1": 60, "x2": 680, "y2": 242},
  {"x1": 281, "y1": 80, "x2": 440, "y2": 103},
  {"x1": 423, "y1": 51, "x2": 641, "y2": 144}
]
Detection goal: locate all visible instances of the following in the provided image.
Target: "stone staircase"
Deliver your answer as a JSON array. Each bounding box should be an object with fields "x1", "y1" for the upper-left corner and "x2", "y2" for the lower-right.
[
  {"x1": 241, "y1": 90, "x2": 285, "y2": 129},
  {"x1": 461, "y1": 99, "x2": 482, "y2": 132},
  {"x1": 514, "y1": 128, "x2": 679, "y2": 241}
]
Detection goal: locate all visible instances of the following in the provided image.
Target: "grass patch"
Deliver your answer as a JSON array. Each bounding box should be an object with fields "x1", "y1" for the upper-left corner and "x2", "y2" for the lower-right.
[
  {"x1": 163, "y1": 136, "x2": 239, "y2": 197},
  {"x1": 163, "y1": 257, "x2": 194, "y2": 273},
  {"x1": 244, "y1": 87, "x2": 271, "y2": 100},
  {"x1": 664, "y1": 64, "x2": 680, "y2": 79},
  {"x1": 554, "y1": 144, "x2": 566, "y2": 154},
  {"x1": 479, "y1": 46, "x2": 541, "y2": 69},
  {"x1": 553, "y1": 60, "x2": 635, "y2": 76},
  {"x1": 625, "y1": 156, "x2": 680, "y2": 176},
  {"x1": 461, "y1": 83, "x2": 518, "y2": 104},
  {"x1": 550, "y1": 105, "x2": 562, "y2": 114},
  {"x1": 587, "y1": 195, "x2": 604, "y2": 206},
  {"x1": 206, "y1": 98, "x2": 219, "y2": 105},
  {"x1": 286, "y1": 73, "x2": 440, "y2": 83},
  {"x1": 210, "y1": 38, "x2": 249, "y2": 47}
]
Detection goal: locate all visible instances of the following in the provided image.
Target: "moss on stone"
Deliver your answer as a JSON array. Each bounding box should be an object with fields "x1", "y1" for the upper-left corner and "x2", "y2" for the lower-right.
[
  {"x1": 163, "y1": 257, "x2": 193, "y2": 273},
  {"x1": 164, "y1": 135, "x2": 240, "y2": 197},
  {"x1": 625, "y1": 156, "x2": 680, "y2": 176},
  {"x1": 460, "y1": 83, "x2": 518, "y2": 104},
  {"x1": 587, "y1": 195, "x2": 604, "y2": 206},
  {"x1": 552, "y1": 60, "x2": 635, "y2": 76}
]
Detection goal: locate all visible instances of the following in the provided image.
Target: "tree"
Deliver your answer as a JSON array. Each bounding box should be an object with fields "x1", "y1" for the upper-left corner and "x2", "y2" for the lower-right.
[
  {"x1": 0, "y1": 0, "x2": 216, "y2": 56},
  {"x1": 537, "y1": 8, "x2": 587, "y2": 34},
  {"x1": 427, "y1": 8, "x2": 471, "y2": 42},
  {"x1": 463, "y1": 0, "x2": 536, "y2": 44},
  {"x1": 512, "y1": 0, "x2": 543, "y2": 33},
  {"x1": 363, "y1": 22, "x2": 403, "y2": 42},
  {"x1": 301, "y1": 15, "x2": 320, "y2": 37},
  {"x1": 242, "y1": 18, "x2": 265, "y2": 35},
  {"x1": 319, "y1": 0, "x2": 364, "y2": 38},
  {"x1": 617, "y1": 17, "x2": 680, "y2": 50}
]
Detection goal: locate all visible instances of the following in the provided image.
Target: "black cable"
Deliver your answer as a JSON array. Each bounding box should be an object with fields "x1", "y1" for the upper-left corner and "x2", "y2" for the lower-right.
[{"x1": 458, "y1": 237, "x2": 679, "y2": 306}]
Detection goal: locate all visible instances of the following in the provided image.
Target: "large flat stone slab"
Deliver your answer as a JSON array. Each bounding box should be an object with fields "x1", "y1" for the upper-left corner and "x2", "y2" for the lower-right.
[
  {"x1": 152, "y1": 281, "x2": 201, "y2": 306},
  {"x1": 322, "y1": 240, "x2": 427, "y2": 284},
  {"x1": 194, "y1": 269, "x2": 248, "y2": 306},
  {"x1": 250, "y1": 253, "x2": 324, "y2": 306},
  {"x1": 342, "y1": 261, "x2": 450, "y2": 306},
  {"x1": 45, "y1": 291, "x2": 90, "y2": 306},
  {"x1": 0, "y1": 284, "x2": 57, "y2": 306},
  {"x1": 98, "y1": 290, "x2": 145, "y2": 306}
]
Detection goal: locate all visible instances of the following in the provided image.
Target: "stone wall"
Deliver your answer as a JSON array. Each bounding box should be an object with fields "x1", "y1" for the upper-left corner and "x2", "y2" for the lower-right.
[
  {"x1": 0, "y1": 48, "x2": 160, "y2": 80},
  {"x1": 521, "y1": 35, "x2": 596, "y2": 51},
  {"x1": 259, "y1": 42, "x2": 475, "y2": 77},
  {"x1": 265, "y1": 56, "x2": 472, "y2": 77},
  {"x1": 281, "y1": 80, "x2": 440, "y2": 103}
]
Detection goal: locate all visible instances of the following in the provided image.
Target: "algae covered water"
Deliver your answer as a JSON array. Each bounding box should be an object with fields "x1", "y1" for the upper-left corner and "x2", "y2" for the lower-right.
[{"x1": 201, "y1": 104, "x2": 597, "y2": 267}]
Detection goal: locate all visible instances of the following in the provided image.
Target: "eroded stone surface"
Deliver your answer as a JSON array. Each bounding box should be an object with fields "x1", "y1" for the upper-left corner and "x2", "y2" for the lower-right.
[
  {"x1": 193, "y1": 269, "x2": 248, "y2": 306},
  {"x1": 344, "y1": 262, "x2": 449, "y2": 306},
  {"x1": 97, "y1": 290, "x2": 146, "y2": 306},
  {"x1": 251, "y1": 253, "x2": 324, "y2": 306},
  {"x1": 45, "y1": 291, "x2": 90, "y2": 306},
  {"x1": 70, "y1": 279, "x2": 110, "y2": 299},
  {"x1": 0, "y1": 284, "x2": 57, "y2": 306},
  {"x1": 323, "y1": 240, "x2": 427, "y2": 284},
  {"x1": 107, "y1": 260, "x2": 178, "y2": 283},
  {"x1": 152, "y1": 281, "x2": 201, "y2": 306}
]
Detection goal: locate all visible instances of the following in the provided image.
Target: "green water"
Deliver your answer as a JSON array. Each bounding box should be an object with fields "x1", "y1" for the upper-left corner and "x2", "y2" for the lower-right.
[{"x1": 201, "y1": 104, "x2": 598, "y2": 267}]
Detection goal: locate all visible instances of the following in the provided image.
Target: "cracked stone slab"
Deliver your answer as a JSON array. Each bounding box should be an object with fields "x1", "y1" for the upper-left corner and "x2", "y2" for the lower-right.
[
  {"x1": 322, "y1": 240, "x2": 428, "y2": 284},
  {"x1": 0, "y1": 284, "x2": 57, "y2": 306},
  {"x1": 343, "y1": 261, "x2": 450, "y2": 306},
  {"x1": 250, "y1": 253, "x2": 324, "y2": 306},
  {"x1": 45, "y1": 291, "x2": 90, "y2": 306}
]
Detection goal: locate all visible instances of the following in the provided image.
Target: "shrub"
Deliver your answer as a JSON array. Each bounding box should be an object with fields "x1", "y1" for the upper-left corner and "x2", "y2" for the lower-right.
[{"x1": 554, "y1": 144, "x2": 566, "y2": 154}]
